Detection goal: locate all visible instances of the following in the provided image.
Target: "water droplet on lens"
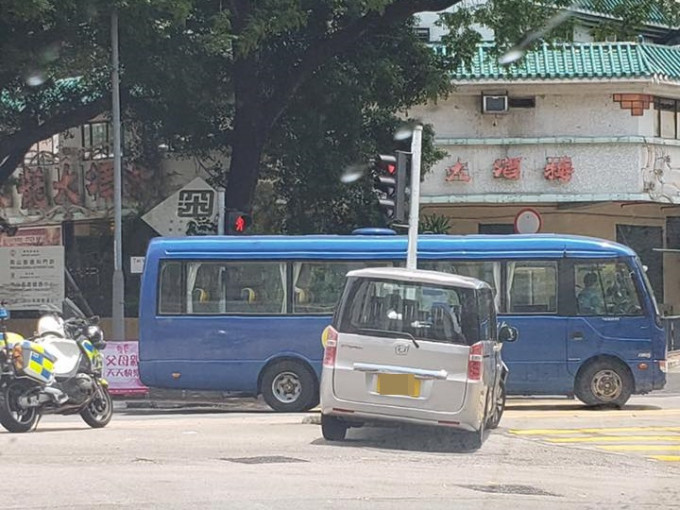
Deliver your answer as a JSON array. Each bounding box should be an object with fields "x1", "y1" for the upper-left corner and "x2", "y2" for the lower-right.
[
  {"x1": 42, "y1": 42, "x2": 61, "y2": 62},
  {"x1": 498, "y1": 48, "x2": 525, "y2": 66},
  {"x1": 340, "y1": 164, "x2": 367, "y2": 184},
  {"x1": 25, "y1": 70, "x2": 46, "y2": 87},
  {"x1": 394, "y1": 125, "x2": 414, "y2": 141}
]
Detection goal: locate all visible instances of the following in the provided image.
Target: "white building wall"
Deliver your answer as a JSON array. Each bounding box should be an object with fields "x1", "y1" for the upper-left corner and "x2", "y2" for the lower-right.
[
  {"x1": 411, "y1": 85, "x2": 680, "y2": 203},
  {"x1": 414, "y1": 91, "x2": 642, "y2": 139}
]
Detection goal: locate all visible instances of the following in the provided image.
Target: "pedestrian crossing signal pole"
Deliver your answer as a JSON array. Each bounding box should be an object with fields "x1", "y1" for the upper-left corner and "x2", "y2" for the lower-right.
[{"x1": 406, "y1": 125, "x2": 422, "y2": 270}]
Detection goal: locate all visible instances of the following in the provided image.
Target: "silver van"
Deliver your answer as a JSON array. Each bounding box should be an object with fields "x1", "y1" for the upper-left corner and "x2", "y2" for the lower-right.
[{"x1": 320, "y1": 267, "x2": 517, "y2": 446}]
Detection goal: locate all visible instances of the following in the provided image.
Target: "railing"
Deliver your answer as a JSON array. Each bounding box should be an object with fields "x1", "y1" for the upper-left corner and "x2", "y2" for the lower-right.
[{"x1": 662, "y1": 316, "x2": 680, "y2": 353}]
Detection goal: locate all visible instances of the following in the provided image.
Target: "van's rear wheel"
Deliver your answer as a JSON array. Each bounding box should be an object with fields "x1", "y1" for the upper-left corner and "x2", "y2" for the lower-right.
[
  {"x1": 321, "y1": 415, "x2": 347, "y2": 441},
  {"x1": 575, "y1": 359, "x2": 633, "y2": 408},
  {"x1": 261, "y1": 360, "x2": 318, "y2": 412}
]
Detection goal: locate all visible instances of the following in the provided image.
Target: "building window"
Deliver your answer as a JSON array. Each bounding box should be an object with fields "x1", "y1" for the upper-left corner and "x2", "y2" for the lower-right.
[
  {"x1": 415, "y1": 27, "x2": 430, "y2": 43},
  {"x1": 654, "y1": 97, "x2": 679, "y2": 139},
  {"x1": 81, "y1": 122, "x2": 113, "y2": 160},
  {"x1": 479, "y1": 224, "x2": 514, "y2": 234},
  {"x1": 508, "y1": 97, "x2": 536, "y2": 108}
]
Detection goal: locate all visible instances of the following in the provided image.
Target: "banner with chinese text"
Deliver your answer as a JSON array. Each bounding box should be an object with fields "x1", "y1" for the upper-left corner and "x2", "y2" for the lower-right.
[{"x1": 102, "y1": 341, "x2": 148, "y2": 395}]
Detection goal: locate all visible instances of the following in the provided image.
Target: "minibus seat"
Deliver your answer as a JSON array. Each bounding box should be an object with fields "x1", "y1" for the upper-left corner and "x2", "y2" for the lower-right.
[{"x1": 431, "y1": 302, "x2": 464, "y2": 343}]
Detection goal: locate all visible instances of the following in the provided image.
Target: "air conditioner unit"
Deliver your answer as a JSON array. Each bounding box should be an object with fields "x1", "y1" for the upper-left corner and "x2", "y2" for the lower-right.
[{"x1": 482, "y1": 94, "x2": 509, "y2": 114}]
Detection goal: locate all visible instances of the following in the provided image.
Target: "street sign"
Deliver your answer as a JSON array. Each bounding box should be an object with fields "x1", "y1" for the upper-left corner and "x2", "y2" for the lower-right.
[
  {"x1": 514, "y1": 208, "x2": 542, "y2": 234},
  {"x1": 142, "y1": 177, "x2": 217, "y2": 236},
  {"x1": 130, "y1": 256, "x2": 145, "y2": 274}
]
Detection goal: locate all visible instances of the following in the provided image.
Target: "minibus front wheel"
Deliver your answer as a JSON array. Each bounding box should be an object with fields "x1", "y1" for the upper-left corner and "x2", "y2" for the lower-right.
[{"x1": 574, "y1": 358, "x2": 633, "y2": 408}]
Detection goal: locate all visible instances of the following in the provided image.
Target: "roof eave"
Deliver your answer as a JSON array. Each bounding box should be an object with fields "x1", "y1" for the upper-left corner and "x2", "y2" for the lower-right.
[{"x1": 450, "y1": 76, "x2": 658, "y2": 86}]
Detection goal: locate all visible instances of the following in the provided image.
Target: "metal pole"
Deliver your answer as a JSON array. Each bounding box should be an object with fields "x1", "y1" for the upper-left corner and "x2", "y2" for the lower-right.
[
  {"x1": 217, "y1": 188, "x2": 226, "y2": 235},
  {"x1": 111, "y1": 9, "x2": 125, "y2": 341},
  {"x1": 406, "y1": 125, "x2": 423, "y2": 270}
]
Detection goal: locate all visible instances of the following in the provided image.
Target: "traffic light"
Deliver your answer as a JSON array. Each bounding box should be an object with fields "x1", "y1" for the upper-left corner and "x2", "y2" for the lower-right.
[
  {"x1": 226, "y1": 211, "x2": 252, "y2": 235},
  {"x1": 373, "y1": 151, "x2": 409, "y2": 224}
]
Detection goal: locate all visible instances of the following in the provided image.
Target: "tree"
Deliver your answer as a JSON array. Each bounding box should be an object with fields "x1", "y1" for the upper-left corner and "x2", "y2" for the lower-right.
[{"x1": 3, "y1": 0, "x2": 679, "y2": 217}]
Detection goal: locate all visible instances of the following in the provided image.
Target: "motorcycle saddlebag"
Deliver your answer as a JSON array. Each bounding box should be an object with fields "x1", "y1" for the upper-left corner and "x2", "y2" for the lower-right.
[{"x1": 15, "y1": 341, "x2": 57, "y2": 384}]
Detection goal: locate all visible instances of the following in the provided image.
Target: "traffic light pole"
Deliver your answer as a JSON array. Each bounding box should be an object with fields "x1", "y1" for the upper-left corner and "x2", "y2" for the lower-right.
[{"x1": 406, "y1": 125, "x2": 422, "y2": 270}]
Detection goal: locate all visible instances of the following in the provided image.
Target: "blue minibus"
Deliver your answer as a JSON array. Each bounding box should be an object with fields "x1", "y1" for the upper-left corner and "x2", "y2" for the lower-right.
[{"x1": 139, "y1": 233, "x2": 667, "y2": 411}]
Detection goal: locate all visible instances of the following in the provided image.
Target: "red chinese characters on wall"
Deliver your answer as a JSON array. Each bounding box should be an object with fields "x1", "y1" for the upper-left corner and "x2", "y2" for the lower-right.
[
  {"x1": 544, "y1": 156, "x2": 574, "y2": 183},
  {"x1": 85, "y1": 161, "x2": 114, "y2": 201},
  {"x1": 445, "y1": 159, "x2": 471, "y2": 182},
  {"x1": 16, "y1": 167, "x2": 48, "y2": 210},
  {"x1": 52, "y1": 164, "x2": 80, "y2": 206},
  {"x1": 492, "y1": 157, "x2": 521, "y2": 180}
]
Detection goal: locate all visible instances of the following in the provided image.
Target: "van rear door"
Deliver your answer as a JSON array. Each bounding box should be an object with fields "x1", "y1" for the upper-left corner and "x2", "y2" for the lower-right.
[{"x1": 333, "y1": 278, "x2": 476, "y2": 413}]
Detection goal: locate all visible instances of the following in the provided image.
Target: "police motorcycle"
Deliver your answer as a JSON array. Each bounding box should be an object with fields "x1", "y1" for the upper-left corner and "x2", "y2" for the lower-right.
[{"x1": 0, "y1": 299, "x2": 112, "y2": 432}]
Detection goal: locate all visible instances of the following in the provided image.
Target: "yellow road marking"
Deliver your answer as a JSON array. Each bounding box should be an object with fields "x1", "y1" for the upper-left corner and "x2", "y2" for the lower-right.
[
  {"x1": 546, "y1": 436, "x2": 680, "y2": 443},
  {"x1": 504, "y1": 409, "x2": 680, "y2": 419},
  {"x1": 600, "y1": 445, "x2": 680, "y2": 452},
  {"x1": 649, "y1": 455, "x2": 680, "y2": 462},
  {"x1": 510, "y1": 427, "x2": 680, "y2": 436}
]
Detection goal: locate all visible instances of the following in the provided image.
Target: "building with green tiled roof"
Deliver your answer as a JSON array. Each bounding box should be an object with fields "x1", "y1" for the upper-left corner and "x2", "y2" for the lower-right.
[
  {"x1": 410, "y1": 11, "x2": 680, "y2": 312},
  {"x1": 436, "y1": 41, "x2": 680, "y2": 82}
]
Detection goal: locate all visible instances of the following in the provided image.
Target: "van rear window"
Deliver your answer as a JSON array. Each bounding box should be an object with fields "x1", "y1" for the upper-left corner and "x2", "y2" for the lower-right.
[{"x1": 339, "y1": 278, "x2": 480, "y2": 345}]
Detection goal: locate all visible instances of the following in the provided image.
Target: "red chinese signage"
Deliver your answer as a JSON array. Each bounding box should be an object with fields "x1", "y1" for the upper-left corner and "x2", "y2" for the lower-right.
[
  {"x1": 16, "y1": 167, "x2": 48, "y2": 210},
  {"x1": 492, "y1": 157, "x2": 521, "y2": 180},
  {"x1": 52, "y1": 165, "x2": 80, "y2": 206},
  {"x1": 445, "y1": 159, "x2": 471, "y2": 182},
  {"x1": 544, "y1": 156, "x2": 574, "y2": 183},
  {"x1": 85, "y1": 161, "x2": 114, "y2": 201}
]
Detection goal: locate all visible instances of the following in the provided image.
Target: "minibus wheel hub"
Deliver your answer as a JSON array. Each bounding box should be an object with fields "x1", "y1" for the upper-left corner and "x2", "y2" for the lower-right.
[
  {"x1": 591, "y1": 370, "x2": 622, "y2": 400},
  {"x1": 272, "y1": 372, "x2": 301, "y2": 403}
]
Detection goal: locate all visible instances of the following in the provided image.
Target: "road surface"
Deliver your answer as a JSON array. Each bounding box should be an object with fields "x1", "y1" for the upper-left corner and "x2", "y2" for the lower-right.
[{"x1": 0, "y1": 370, "x2": 678, "y2": 509}]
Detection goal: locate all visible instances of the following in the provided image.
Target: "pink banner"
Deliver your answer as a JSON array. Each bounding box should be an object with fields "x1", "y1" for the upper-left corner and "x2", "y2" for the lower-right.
[
  {"x1": 0, "y1": 226, "x2": 62, "y2": 247},
  {"x1": 102, "y1": 341, "x2": 148, "y2": 395}
]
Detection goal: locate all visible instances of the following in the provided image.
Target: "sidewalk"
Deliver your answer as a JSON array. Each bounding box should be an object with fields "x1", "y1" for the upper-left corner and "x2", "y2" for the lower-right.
[
  {"x1": 669, "y1": 349, "x2": 680, "y2": 370},
  {"x1": 112, "y1": 388, "x2": 271, "y2": 411}
]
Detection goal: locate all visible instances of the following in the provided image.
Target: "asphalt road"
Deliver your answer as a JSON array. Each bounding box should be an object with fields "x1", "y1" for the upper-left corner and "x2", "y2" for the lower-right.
[{"x1": 0, "y1": 371, "x2": 678, "y2": 510}]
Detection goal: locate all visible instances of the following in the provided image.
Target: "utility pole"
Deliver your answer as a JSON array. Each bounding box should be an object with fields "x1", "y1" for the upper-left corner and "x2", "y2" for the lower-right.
[
  {"x1": 111, "y1": 9, "x2": 125, "y2": 341},
  {"x1": 406, "y1": 125, "x2": 422, "y2": 270}
]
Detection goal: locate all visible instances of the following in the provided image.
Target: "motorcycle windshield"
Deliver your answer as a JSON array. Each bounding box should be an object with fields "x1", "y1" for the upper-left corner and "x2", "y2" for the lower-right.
[{"x1": 62, "y1": 298, "x2": 87, "y2": 320}]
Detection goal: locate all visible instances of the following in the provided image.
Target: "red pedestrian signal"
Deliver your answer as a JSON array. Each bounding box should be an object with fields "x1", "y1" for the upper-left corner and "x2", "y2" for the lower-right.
[
  {"x1": 234, "y1": 215, "x2": 246, "y2": 232},
  {"x1": 226, "y1": 211, "x2": 252, "y2": 235}
]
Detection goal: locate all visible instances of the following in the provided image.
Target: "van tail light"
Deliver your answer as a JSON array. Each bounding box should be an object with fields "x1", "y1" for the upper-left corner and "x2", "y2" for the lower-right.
[
  {"x1": 467, "y1": 342, "x2": 484, "y2": 382},
  {"x1": 323, "y1": 327, "x2": 339, "y2": 368},
  {"x1": 659, "y1": 360, "x2": 667, "y2": 373}
]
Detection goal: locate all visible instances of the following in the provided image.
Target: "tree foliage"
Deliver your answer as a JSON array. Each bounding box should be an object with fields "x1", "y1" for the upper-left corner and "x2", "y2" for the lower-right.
[{"x1": 2, "y1": 0, "x2": 678, "y2": 234}]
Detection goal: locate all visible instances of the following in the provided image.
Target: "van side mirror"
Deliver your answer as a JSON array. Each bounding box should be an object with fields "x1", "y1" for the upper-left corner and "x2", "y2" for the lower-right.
[{"x1": 498, "y1": 323, "x2": 518, "y2": 343}]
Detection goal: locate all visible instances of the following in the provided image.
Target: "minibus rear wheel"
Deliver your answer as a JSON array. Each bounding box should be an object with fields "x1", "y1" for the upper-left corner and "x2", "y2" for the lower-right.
[
  {"x1": 574, "y1": 358, "x2": 633, "y2": 408},
  {"x1": 260, "y1": 360, "x2": 318, "y2": 412}
]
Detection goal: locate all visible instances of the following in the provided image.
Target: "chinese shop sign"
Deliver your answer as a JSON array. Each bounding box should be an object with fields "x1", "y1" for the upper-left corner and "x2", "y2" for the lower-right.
[
  {"x1": 445, "y1": 159, "x2": 472, "y2": 182},
  {"x1": 492, "y1": 157, "x2": 522, "y2": 180},
  {"x1": 544, "y1": 156, "x2": 574, "y2": 183}
]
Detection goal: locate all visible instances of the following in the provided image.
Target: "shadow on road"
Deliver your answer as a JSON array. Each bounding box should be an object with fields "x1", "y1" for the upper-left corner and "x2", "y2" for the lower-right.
[
  {"x1": 312, "y1": 424, "x2": 487, "y2": 453},
  {"x1": 505, "y1": 403, "x2": 662, "y2": 412},
  {"x1": 117, "y1": 406, "x2": 272, "y2": 416}
]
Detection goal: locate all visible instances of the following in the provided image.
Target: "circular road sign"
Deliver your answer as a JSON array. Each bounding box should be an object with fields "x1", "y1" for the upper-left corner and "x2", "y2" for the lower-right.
[{"x1": 514, "y1": 208, "x2": 542, "y2": 234}]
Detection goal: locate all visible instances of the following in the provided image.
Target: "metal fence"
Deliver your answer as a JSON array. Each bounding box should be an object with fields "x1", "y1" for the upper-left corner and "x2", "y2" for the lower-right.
[{"x1": 662, "y1": 316, "x2": 680, "y2": 353}]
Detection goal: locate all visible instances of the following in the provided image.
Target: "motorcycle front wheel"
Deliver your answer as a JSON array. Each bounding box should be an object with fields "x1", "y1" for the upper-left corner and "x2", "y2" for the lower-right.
[
  {"x1": 80, "y1": 385, "x2": 113, "y2": 428},
  {"x1": 0, "y1": 381, "x2": 39, "y2": 433}
]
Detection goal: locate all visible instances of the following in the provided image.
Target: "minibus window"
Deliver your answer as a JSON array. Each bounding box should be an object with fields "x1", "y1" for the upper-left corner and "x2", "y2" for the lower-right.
[{"x1": 574, "y1": 261, "x2": 644, "y2": 316}]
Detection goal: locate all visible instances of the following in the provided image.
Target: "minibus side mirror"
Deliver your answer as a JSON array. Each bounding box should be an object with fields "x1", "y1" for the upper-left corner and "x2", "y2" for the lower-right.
[{"x1": 498, "y1": 323, "x2": 518, "y2": 343}]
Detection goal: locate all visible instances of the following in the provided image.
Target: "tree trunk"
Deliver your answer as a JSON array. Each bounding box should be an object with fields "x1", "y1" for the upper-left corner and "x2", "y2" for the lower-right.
[{"x1": 224, "y1": 105, "x2": 268, "y2": 213}]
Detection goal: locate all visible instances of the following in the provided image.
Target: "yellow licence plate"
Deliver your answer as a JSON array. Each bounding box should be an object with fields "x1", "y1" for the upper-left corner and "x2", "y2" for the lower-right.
[{"x1": 376, "y1": 374, "x2": 421, "y2": 397}]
